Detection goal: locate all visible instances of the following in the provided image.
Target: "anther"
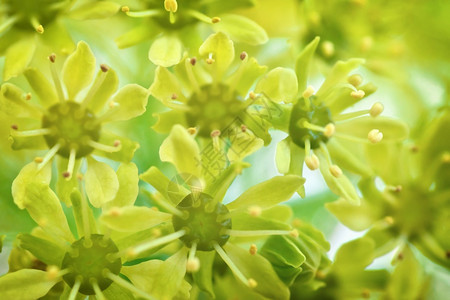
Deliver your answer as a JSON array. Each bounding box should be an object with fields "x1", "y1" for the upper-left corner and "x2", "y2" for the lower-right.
[
  {"x1": 397, "y1": 252, "x2": 404, "y2": 260},
  {"x1": 316, "y1": 270, "x2": 326, "y2": 280},
  {"x1": 48, "y1": 53, "x2": 56, "y2": 63},
  {"x1": 368, "y1": 129, "x2": 383, "y2": 143},
  {"x1": 240, "y1": 52, "x2": 247, "y2": 60},
  {"x1": 249, "y1": 91, "x2": 257, "y2": 99},
  {"x1": 46, "y1": 265, "x2": 60, "y2": 280},
  {"x1": 321, "y1": 41, "x2": 335, "y2": 57},
  {"x1": 211, "y1": 17, "x2": 221, "y2": 23},
  {"x1": 121, "y1": 6, "x2": 130, "y2": 13},
  {"x1": 187, "y1": 127, "x2": 197, "y2": 135},
  {"x1": 34, "y1": 157, "x2": 44, "y2": 163},
  {"x1": 384, "y1": 216, "x2": 394, "y2": 225},
  {"x1": 186, "y1": 257, "x2": 200, "y2": 272},
  {"x1": 126, "y1": 248, "x2": 137, "y2": 259},
  {"x1": 347, "y1": 74, "x2": 363, "y2": 87},
  {"x1": 248, "y1": 205, "x2": 262, "y2": 217},
  {"x1": 241, "y1": 125, "x2": 247, "y2": 132},
  {"x1": 410, "y1": 145, "x2": 419, "y2": 153},
  {"x1": 109, "y1": 207, "x2": 122, "y2": 217},
  {"x1": 24, "y1": 93, "x2": 32, "y2": 100},
  {"x1": 36, "y1": 25, "x2": 44, "y2": 34},
  {"x1": 292, "y1": 219, "x2": 302, "y2": 227},
  {"x1": 329, "y1": 165, "x2": 343, "y2": 178},
  {"x1": 369, "y1": 102, "x2": 384, "y2": 117},
  {"x1": 351, "y1": 90, "x2": 365, "y2": 99},
  {"x1": 289, "y1": 229, "x2": 299, "y2": 238},
  {"x1": 164, "y1": 0, "x2": 178, "y2": 13},
  {"x1": 206, "y1": 58, "x2": 214, "y2": 64},
  {"x1": 249, "y1": 244, "x2": 257, "y2": 255},
  {"x1": 100, "y1": 64, "x2": 109, "y2": 72},
  {"x1": 211, "y1": 129, "x2": 221, "y2": 138},
  {"x1": 152, "y1": 228, "x2": 162, "y2": 237},
  {"x1": 62, "y1": 171, "x2": 71, "y2": 178},
  {"x1": 305, "y1": 154, "x2": 320, "y2": 170},
  {"x1": 171, "y1": 93, "x2": 178, "y2": 100},
  {"x1": 11, "y1": 124, "x2": 18, "y2": 130},
  {"x1": 248, "y1": 278, "x2": 258, "y2": 288},
  {"x1": 445, "y1": 250, "x2": 450, "y2": 259},
  {"x1": 324, "y1": 123, "x2": 335, "y2": 138},
  {"x1": 442, "y1": 152, "x2": 450, "y2": 163},
  {"x1": 302, "y1": 86, "x2": 315, "y2": 98},
  {"x1": 113, "y1": 140, "x2": 121, "y2": 147},
  {"x1": 361, "y1": 289, "x2": 370, "y2": 299},
  {"x1": 189, "y1": 57, "x2": 197, "y2": 66}
]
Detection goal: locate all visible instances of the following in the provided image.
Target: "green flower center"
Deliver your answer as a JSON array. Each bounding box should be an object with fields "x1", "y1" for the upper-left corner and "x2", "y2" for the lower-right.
[
  {"x1": 172, "y1": 192, "x2": 232, "y2": 251},
  {"x1": 289, "y1": 98, "x2": 333, "y2": 149},
  {"x1": 3, "y1": 0, "x2": 66, "y2": 29},
  {"x1": 144, "y1": 1, "x2": 200, "y2": 30},
  {"x1": 42, "y1": 101, "x2": 101, "y2": 158},
  {"x1": 61, "y1": 234, "x2": 122, "y2": 295},
  {"x1": 186, "y1": 84, "x2": 246, "y2": 137}
]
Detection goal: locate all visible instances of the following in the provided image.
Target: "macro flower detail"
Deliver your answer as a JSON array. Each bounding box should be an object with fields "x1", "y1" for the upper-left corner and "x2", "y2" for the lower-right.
[
  {"x1": 116, "y1": 0, "x2": 268, "y2": 67},
  {"x1": 257, "y1": 37, "x2": 409, "y2": 203},
  {"x1": 2, "y1": 41, "x2": 149, "y2": 206},
  {"x1": 0, "y1": 0, "x2": 120, "y2": 80}
]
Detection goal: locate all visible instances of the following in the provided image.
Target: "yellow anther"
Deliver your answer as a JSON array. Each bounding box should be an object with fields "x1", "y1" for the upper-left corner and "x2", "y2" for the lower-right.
[
  {"x1": 347, "y1": 74, "x2": 363, "y2": 87},
  {"x1": 152, "y1": 228, "x2": 162, "y2": 237},
  {"x1": 316, "y1": 270, "x2": 326, "y2": 280},
  {"x1": 249, "y1": 244, "x2": 257, "y2": 255},
  {"x1": 289, "y1": 229, "x2": 299, "y2": 238},
  {"x1": 187, "y1": 127, "x2": 197, "y2": 135},
  {"x1": 351, "y1": 90, "x2": 365, "y2": 99},
  {"x1": 360, "y1": 36, "x2": 373, "y2": 52},
  {"x1": 302, "y1": 86, "x2": 315, "y2": 99},
  {"x1": 186, "y1": 257, "x2": 200, "y2": 272},
  {"x1": 36, "y1": 25, "x2": 44, "y2": 34},
  {"x1": 321, "y1": 41, "x2": 335, "y2": 57},
  {"x1": 292, "y1": 219, "x2": 302, "y2": 228},
  {"x1": 109, "y1": 207, "x2": 121, "y2": 217},
  {"x1": 368, "y1": 129, "x2": 383, "y2": 143},
  {"x1": 248, "y1": 205, "x2": 262, "y2": 217},
  {"x1": 164, "y1": 0, "x2": 178, "y2": 13},
  {"x1": 121, "y1": 6, "x2": 130, "y2": 13},
  {"x1": 24, "y1": 93, "x2": 32, "y2": 100},
  {"x1": 305, "y1": 154, "x2": 320, "y2": 170},
  {"x1": 34, "y1": 157, "x2": 44, "y2": 163},
  {"x1": 324, "y1": 123, "x2": 335, "y2": 138},
  {"x1": 211, "y1": 129, "x2": 221, "y2": 138},
  {"x1": 248, "y1": 278, "x2": 258, "y2": 288},
  {"x1": 249, "y1": 91, "x2": 257, "y2": 99},
  {"x1": 384, "y1": 216, "x2": 394, "y2": 225},
  {"x1": 46, "y1": 265, "x2": 60, "y2": 280},
  {"x1": 369, "y1": 102, "x2": 384, "y2": 117},
  {"x1": 329, "y1": 165, "x2": 343, "y2": 178},
  {"x1": 206, "y1": 57, "x2": 215, "y2": 64},
  {"x1": 211, "y1": 17, "x2": 221, "y2": 23}
]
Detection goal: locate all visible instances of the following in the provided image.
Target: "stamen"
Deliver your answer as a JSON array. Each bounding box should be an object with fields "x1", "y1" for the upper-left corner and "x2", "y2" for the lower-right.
[
  {"x1": 37, "y1": 143, "x2": 61, "y2": 171},
  {"x1": 350, "y1": 90, "x2": 365, "y2": 99},
  {"x1": 63, "y1": 148, "x2": 77, "y2": 180},
  {"x1": 10, "y1": 128, "x2": 52, "y2": 137},
  {"x1": 121, "y1": 6, "x2": 130, "y2": 13},
  {"x1": 46, "y1": 265, "x2": 69, "y2": 280},
  {"x1": 124, "y1": 230, "x2": 186, "y2": 259},
  {"x1": 105, "y1": 271, "x2": 154, "y2": 300},
  {"x1": 302, "y1": 86, "x2": 315, "y2": 99},
  {"x1": 369, "y1": 102, "x2": 384, "y2": 117},
  {"x1": 30, "y1": 16, "x2": 44, "y2": 34},
  {"x1": 123, "y1": 9, "x2": 161, "y2": 18},
  {"x1": 185, "y1": 9, "x2": 215, "y2": 24},
  {"x1": 324, "y1": 123, "x2": 335, "y2": 138},
  {"x1": 82, "y1": 65, "x2": 110, "y2": 108},
  {"x1": 211, "y1": 130, "x2": 221, "y2": 151},
  {"x1": 304, "y1": 139, "x2": 320, "y2": 170},
  {"x1": 249, "y1": 244, "x2": 257, "y2": 255},
  {"x1": 213, "y1": 242, "x2": 257, "y2": 288},
  {"x1": 87, "y1": 140, "x2": 122, "y2": 153},
  {"x1": 347, "y1": 74, "x2": 363, "y2": 87},
  {"x1": 164, "y1": 0, "x2": 178, "y2": 13},
  {"x1": 187, "y1": 127, "x2": 197, "y2": 135},
  {"x1": 368, "y1": 129, "x2": 383, "y2": 143},
  {"x1": 211, "y1": 17, "x2": 221, "y2": 23},
  {"x1": 206, "y1": 53, "x2": 215, "y2": 64},
  {"x1": 91, "y1": 279, "x2": 106, "y2": 300},
  {"x1": 329, "y1": 165, "x2": 343, "y2": 178},
  {"x1": 226, "y1": 229, "x2": 292, "y2": 237},
  {"x1": 321, "y1": 41, "x2": 335, "y2": 57},
  {"x1": 80, "y1": 190, "x2": 92, "y2": 245},
  {"x1": 0, "y1": 15, "x2": 18, "y2": 33},
  {"x1": 240, "y1": 52, "x2": 248, "y2": 60},
  {"x1": 185, "y1": 59, "x2": 201, "y2": 95},
  {"x1": 186, "y1": 242, "x2": 200, "y2": 273},
  {"x1": 143, "y1": 190, "x2": 186, "y2": 218},
  {"x1": 48, "y1": 54, "x2": 66, "y2": 102},
  {"x1": 68, "y1": 277, "x2": 82, "y2": 300}
]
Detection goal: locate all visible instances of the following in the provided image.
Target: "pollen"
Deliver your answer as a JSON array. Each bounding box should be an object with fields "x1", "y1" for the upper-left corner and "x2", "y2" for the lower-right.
[
  {"x1": 248, "y1": 278, "x2": 258, "y2": 288},
  {"x1": 305, "y1": 154, "x2": 320, "y2": 170},
  {"x1": 48, "y1": 53, "x2": 56, "y2": 63},
  {"x1": 351, "y1": 90, "x2": 365, "y2": 99},
  {"x1": 211, "y1": 17, "x2": 221, "y2": 23},
  {"x1": 11, "y1": 124, "x2": 18, "y2": 130},
  {"x1": 329, "y1": 165, "x2": 343, "y2": 178},
  {"x1": 189, "y1": 57, "x2": 197, "y2": 66},
  {"x1": 347, "y1": 74, "x2": 363, "y2": 87},
  {"x1": 186, "y1": 257, "x2": 200, "y2": 272},
  {"x1": 249, "y1": 244, "x2": 257, "y2": 255},
  {"x1": 368, "y1": 129, "x2": 383, "y2": 143},
  {"x1": 302, "y1": 86, "x2": 315, "y2": 99},
  {"x1": 369, "y1": 102, "x2": 384, "y2": 117},
  {"x1": 248, "y1": 205, "x2": 262, "y2": 217},
  {"x1": 324, "y1": 123, "x2": 335, "y2": 137}
]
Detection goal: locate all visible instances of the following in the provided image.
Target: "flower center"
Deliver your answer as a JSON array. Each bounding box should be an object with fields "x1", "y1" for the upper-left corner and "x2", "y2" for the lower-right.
[
  {"x1": 61, "y1": 234, "x2": 122, "y2": 295},
  {"x1": 186, "y1": 84, "x2": 245, "y2": 137},
  {"x1": 289, "y1": 98, "x2": 333, "y2": 149},
  {"x1": 3, "y1": 0, "x2": 66, "y2": 29},
  {"x1": 172, "y1": 192, "x2": 232, "y2": 251},
  {"x1": 41, "y1": 101, "x2": 101, "y2": 158}
]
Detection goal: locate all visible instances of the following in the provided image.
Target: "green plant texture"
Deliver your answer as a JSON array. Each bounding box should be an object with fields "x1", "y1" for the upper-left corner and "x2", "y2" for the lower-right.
[{"x1": 0, "y1": 0, "x2": 449, "y2": 299}]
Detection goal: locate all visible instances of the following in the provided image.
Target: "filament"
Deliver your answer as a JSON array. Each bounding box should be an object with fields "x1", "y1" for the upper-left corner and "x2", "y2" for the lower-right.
[{"x1": 37, "y1": 143, "x2": 61, "y2": 171}]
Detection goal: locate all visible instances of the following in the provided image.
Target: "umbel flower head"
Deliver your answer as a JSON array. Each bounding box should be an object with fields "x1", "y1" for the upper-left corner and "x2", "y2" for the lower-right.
[
  {"x1": 151, "y1": 32, "x2": 280, "y2": 151},
  {"x1": 116, "y1": 0, "x2": 268, "y2": 67},
  {"x1": 1, "y1": 41, "x2": 149, "y2": 206},
  {"x1": 0, "y1": 164, "x2": 169, "y2": 299},
  {"x1": 327, "y1": 110, "x2": 450, "y2": 270},
  {"x1": 100, "y1": 125, "x2": 305, "y2": 299},
  {"x1": 0, "y1": 0, "x2": 120, "y2": 80},
  {"x1": 256, "y1": 37, "x2": 409, "y2": 203}
]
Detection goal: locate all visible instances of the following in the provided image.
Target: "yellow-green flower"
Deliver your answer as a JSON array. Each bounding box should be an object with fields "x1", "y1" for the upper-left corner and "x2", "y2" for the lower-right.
[
  {"x1": 100, "y1": 125, "x2": 305, "y2": 299},
  {"x1": 0, "y1": 0, "x2": 120, "y2": 80},
  {"x1": 1, "y1": 41, "x2": 149, "y2": 206},
  {"x1": 256, "y1": 37, "x2": 409, "y2": 203},
  {"x1": 116, "y1": 0, "x2": 268, "y2": 67}
]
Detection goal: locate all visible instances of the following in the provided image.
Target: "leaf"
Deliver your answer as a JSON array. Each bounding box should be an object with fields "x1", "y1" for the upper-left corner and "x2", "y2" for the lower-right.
[
  {"x1": 101, "y1": 84, "x2": 149, "y2": 122},
  {"x1": 85, "y1": 157, "x2": 119, "y2": 208},
  {"x1": 149, "y1": 35, "x2": 183, "y2": 67},
  {"x1": 255, "y1": 67, "x2": 298, "y2": 103},
  {"x1": 0, "y1": 269, "x2": 58, "y2": 300},
  {"x1": 101, "y1": 206, "x2": 171, "y2": 232},
  {"x1": 199, "y1": 32, "x2": 234, "y2": 80},
  {"x1": 62, "y1": 41, "x2": 96, "y2": 100},
  {"x1": 3, "y1": 35, "x2": 36, "y2": 80},
  {"x1": 295, "y1": 37, "x2": 320, "y2": 93},
  {"x1": 213, "y1": 14, "x2": 268, "y2": 45}
]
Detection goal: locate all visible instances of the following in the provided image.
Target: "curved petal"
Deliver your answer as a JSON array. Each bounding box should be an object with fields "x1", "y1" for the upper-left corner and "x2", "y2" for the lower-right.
[
  {"x1": 68, "y1": 1, "x2": 120, "y2": 20},
  {"x1": 94, "y1": 130, "x2": 139, "y2": 163},
  {"x1": 0, "y1": 269, "x2": 58, "y2": 300},
  {"x1": 150, "y1": 66, "x2": 187, "y2": 103},
  {"x1": 24, "y1": 68, "x2": 58, "y2": 108},
  {"x1": 101, "y1": 206, "x2": 171, "y2": 232},
  {"x1": 85, "y1": 156, "x2": 119, "y2": 208},
  {"x1": 100, "y1": 84, "x2": 149, "y2": 122},
  {"x1": 3, "y1": 35, "x2": 36, "y2": 81},
  {"x1": 255, "y1": 67, "x2": 298, "y2": 103},
  {"x1": 105, "y1": 162, "x2": 139, "y2": 208},
  {"x1": 295, "y1": 37, "x2": 320, "y2": 93},
  {"x1": 213, "y1": 14, "x2": 268, "y2": 45},
  {"x1": 199, "y1": 32, "x2": 234, "y2": 81},
  {"x1": 149, "y1": 35, "x2": 183, "y2": 67}
]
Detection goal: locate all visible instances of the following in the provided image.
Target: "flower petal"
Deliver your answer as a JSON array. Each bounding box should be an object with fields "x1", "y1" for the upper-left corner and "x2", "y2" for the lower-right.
[
  {"x1": 199, "y1": 32, "x2": 234, "y2": 80},
  {"x1": 0, "y1": 269, "x2": 58, "y2": 300},
  {"x1": 94, "y1": 130, "x2": 139, "y2": 163},
  {"x1": 227, "y1": 175, "x2": 305, "y2": 210},
  {"x1": 295, "y1": 37, "x2": 320, "y2": 93},
  {"x1": 326, "y1": 198, "x2": 378, "y2": 231},
  {"x1": 149, "y1": 35, "x2": 183, "y2": 67},
  {"x1": 231, "y1": 211, "x2": 291, "y2": 231},
  {"x1": 87, "y1": 68, "x2": 119, "y2": 114},
  {"x1": 152, "y1": 110, "x2": 187, "y2": 133},
  {"x1": 68, "y1": 1, "x2": 120, "y2": 20},
  {"x1": 39, "y1": 20, "x2": 75, "y2": 55},
  {"x1": 150, "y1": 66, "x2": 187, "y2": 103},
  {"x1": 101, "y1": 84, "x2": 149, "y2": 122},
  {"x1": 275, "y1": 137, "x2": 291, "y2": 174},
  {"x1": 85, "y1": 156, "x2": 119, "y2": 208},
  {"x1": 102, "y1": 283, "x2": 135, "y2": 300},
  {"x1": 18, "y1": 233, "x2": 65, "y2": 266},
  {"x1": 327, "y1": 139, "x2": 373, "y2": 177},
  {"x1": 62, "y1": 41, "x2": 96, "y2": 100},
  {"x1": 24, "y1": 68, "x2": 58, "y2": 108},
  {"x1": 332, "y1": 237, "x2": 376, "y2": 273},
  {"x1": 101, "y1": 206, "x2": 171, "y2": 232},
  {"x1": 0, "y1": 83, "x2": 42, "y2": 119},
  {"x1": 115, "y1": 22, "x2": 159, "y2": 49},
  {"x1": 226, "y1": 57, "x2": 267, "y2": 96},
  {"x1": 3, "y1": 35, "x2": 36, "y2": 81},
  {"x1": 213, "y1": 14, "x2": 268, "y2": 45},
  {"x1": 104, "y1": 162, "x2": 139, "y2": 208},
  {"x1": 255, "y1": 67, "x2": 298, "y2": 103},
  {"x1": 55, "y1": 156, "x2": 81, "y2": 206}
]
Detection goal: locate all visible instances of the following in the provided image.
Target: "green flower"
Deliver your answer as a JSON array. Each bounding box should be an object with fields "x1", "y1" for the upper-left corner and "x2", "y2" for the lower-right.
[
  {"x1": 150, "y1": 32, "x2": 274, "y2": 155},
  {"x1": 116, "y1": 0, "x2": 267, "y2": 67},
  {"x1": 0, "y1": 163, "x2": 168, "y2": 299},
  {"x1": 1, "y1": 41, "x2": 149, "y2": 206},
  {"x1": 100, "y1": 125, "x2": 305, "y2": 299},
  {"x1": 0, "y1": 0, "x2": 120, "y2": 80},
  {"x1": 257, "y1": 37, "x2": 408, "y2": 203},
  {"x1": 327, "y1": 111, "x2": 450, "y2": 270}
]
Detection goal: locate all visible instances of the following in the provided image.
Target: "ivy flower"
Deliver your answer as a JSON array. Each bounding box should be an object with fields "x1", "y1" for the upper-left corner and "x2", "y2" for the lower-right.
[
  {"x1": 116, "y1": 0, "x2": 268, "y2": 67},
  {"x1": 255, "y1": 37, "x2": 409, "y2": 203},
  {"x1": 0, "y1": 163, "x2": 166, "y2": 300},
  {"x1": 0, "y1": 0, "x2": 120, "y2": 80},
  {"x1": 1, "y1": 41, "x2": 149, "y2": 206},
  {"x1": 100, "y1": 125, "x2": 305, "y2": 299},
  {"x1": 150, "y1": 32, "x2": 275, "y2": 155},
  {"x1": 327, "y1": 111, "x2": 450, "y2": 270}
]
